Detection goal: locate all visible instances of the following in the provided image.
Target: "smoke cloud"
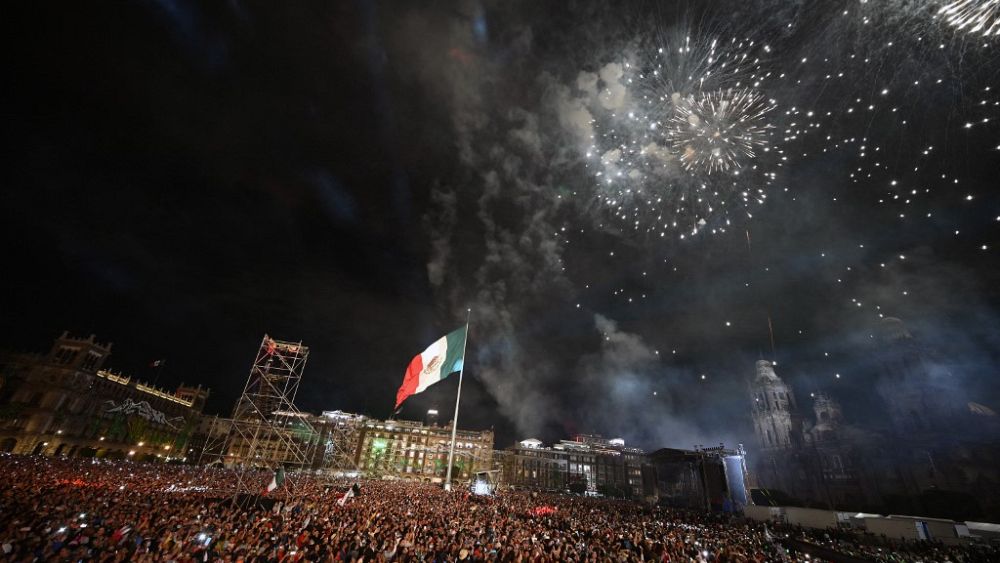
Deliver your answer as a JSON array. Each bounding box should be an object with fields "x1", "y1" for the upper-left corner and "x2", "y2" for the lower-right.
[
  {"x1": 411, "y1": 4, "x2": 753, "y2": 448},
  {"x1": 573, "y1": 314, "x2": 707, "y2": 447},
  {"x1": 404, "y1": 1, "x2": 1000, "y2": 452}
]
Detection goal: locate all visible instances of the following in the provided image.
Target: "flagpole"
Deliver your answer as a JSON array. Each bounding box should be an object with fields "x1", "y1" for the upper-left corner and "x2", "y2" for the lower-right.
[
  {"x1": 151, "y1": 360, "x2": 164, "y2": 388},
  {"x1": 444, "y1": 308, "x2": 471, "y2": 491}
]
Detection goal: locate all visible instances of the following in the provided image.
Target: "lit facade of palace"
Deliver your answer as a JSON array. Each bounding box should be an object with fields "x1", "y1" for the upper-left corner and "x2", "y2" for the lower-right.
[
  {"x1": 0, "y1": 332, "x2": 209, "y2": 461},
  {"x1": 193, "y1": 409, "x2": 494, "y2": 479},
  {"x1": 355, "y1": 417, "x2": 494, "y2": 483}
]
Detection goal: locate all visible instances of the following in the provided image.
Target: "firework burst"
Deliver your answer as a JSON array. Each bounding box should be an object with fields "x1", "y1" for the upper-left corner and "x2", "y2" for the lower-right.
[
  {"x1": 582, "y1": 32, "x2": 786, "y2": 238},
  {"x1": 938, "y1": 0, "x2": 1000, "y2": 37},
  {"x1": 635, "y1": 35, "x2": 771, "y2": 114},
  {"x1": 668, "y1": 87, "x2": 777, "y2": 174}
]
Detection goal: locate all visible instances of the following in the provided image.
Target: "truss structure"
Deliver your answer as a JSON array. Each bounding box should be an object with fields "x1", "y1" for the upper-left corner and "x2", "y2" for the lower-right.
[
  {"x1": 195, "y1": 415, "x2": 230, "y2": 465},
  {"x1": 221, "y1": 335, "x2": 320, "y2": 498}
]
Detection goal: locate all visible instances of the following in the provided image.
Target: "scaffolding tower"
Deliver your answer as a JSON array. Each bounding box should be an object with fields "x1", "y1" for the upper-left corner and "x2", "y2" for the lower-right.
[
  {"x1": 221, "y1": 335, "x2": 320, "y2": 497},
  {"x1": 195, "y1": 414, "x2": 230, "y2": 466}
]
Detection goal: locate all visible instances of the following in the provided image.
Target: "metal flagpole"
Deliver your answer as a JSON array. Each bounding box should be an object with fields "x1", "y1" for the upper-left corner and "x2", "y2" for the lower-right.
[{"x1": 444, "y1": 309, "x2": 471, "y2": 491}]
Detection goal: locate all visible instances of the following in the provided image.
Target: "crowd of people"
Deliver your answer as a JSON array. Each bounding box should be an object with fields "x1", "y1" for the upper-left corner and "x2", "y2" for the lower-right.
[
  {"x1": 1, "y1": 454, "x2": 996, "y2": 562},
  {"x1": 772, "y1": 523, "x2": 998, "y2": 563}
]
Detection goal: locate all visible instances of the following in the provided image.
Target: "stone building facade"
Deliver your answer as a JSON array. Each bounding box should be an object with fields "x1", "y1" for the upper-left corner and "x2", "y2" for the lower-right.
[
  {"x1": 749, "y1": 318, "x2": 1000, "y2": 519},
  {"x1": 750, "y1": 358, "x2": 907, "y2": 510},
  {"x1": 501, "y1": 435, "x2": 654, "y2": 499},
  {"x1": 0, "y1": 332, "x2": 209, "y2": 461},
  {"x1": 355, "y1": 418, "x2": 494, "y2": 483}
]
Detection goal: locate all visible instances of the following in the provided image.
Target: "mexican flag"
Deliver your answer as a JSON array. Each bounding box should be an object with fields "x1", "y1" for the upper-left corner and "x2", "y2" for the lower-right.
[
  {"x1": 264, "y1": 467, "x2": 284, "y2": 494},
  {"x1": 395, "y1": 325, "x2": 467, "y2": 409}
]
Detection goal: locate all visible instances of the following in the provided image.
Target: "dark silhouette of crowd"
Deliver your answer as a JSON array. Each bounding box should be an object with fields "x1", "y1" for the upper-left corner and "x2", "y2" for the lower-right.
[
  {"x1": 769, "y1": 522, "x2": 998, "y2": 563},
  {"x1": 0, "y1": 454, "x2": 995, "y2": 562}
]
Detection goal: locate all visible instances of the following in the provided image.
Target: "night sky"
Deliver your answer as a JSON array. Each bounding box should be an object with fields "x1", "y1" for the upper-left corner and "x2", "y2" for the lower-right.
[{"x1": 4, "y1": 1, "x2": 999, "y2": 452}]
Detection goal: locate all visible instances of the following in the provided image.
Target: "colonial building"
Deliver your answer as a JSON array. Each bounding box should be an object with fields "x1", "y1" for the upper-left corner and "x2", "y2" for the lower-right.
[
  {"x1": 501, "y1": 438, "x2": 570, "y2": 491},
  {"x1": 195, "y1": 407, "x2": 491, "y2": 480},
  {"x1": 0, "y1": 332, "x2": 209, "y2": 461},
  {"x1": 355, "y1": 417, "x2": 494, "y2": 483},
  {"x1": 750, "y1": 360, "x2": 802, "y2": 452},
  {"x1": 750, "y1": 359, "x2": 818, "y2": 503},
  {"x1": 750, "y1": 358, "x2": 897, "y2": 510},
  {"x1": 749, "y1": 317, "x2": 1000, "y2": 519},
  {"x1": 501, "y1": 434, "x2": 655, "y2": 499}
]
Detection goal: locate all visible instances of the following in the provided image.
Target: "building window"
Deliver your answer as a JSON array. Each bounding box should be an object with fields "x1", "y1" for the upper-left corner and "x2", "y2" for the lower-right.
[
  {"x1": 54, "y1": 347, "x2": 80, "y2": 365},
  {"x1": 80, "y1": 352, "x2": 101, "y2": 371}
]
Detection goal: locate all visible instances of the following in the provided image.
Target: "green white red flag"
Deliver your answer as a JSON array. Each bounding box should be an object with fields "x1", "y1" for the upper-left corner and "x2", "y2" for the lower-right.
[
  {"x1": 395, "y1": 326, "x2": 467, "y2": 409},
  {"x1": 264, "y1": 467, "x2": 284, "y2": 494}
]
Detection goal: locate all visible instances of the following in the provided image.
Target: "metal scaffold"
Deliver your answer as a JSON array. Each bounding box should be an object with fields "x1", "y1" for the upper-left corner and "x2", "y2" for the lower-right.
[
  {"x1": 220, "y1": 335, "x2": 321, "y2": 498},
  {"x1": 195, "y1": 414, "x2": 230, "y2": 466}
]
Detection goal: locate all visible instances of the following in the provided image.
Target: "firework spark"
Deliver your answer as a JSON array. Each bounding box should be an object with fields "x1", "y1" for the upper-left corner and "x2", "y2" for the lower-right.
[
  {"x1": 939, "y1": 0, "x2": 1000, "y2": 37},
  {"x1": 580, "y1": 33, "x2": 787, "y2": 238},
  {"x1": 668, "y1": 88, "x2": 777, "y2": 174},
  {"x1": 636, "y1": 35, "x2": 771, "y2": 115}
]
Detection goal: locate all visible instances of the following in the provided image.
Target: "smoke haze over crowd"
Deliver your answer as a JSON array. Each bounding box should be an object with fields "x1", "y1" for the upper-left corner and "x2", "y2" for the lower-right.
[{"x1": 3, "y1": 0, "x2": 999, "y2": 452}]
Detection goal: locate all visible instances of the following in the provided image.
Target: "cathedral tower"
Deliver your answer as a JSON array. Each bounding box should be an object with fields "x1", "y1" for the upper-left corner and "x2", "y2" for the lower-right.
[
  {"x1": 750, "y1": 360, "x2": 802, "y2": 450},
  {"x1": 809, "y1": 393, "x2": 843, "y2": 443}
]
